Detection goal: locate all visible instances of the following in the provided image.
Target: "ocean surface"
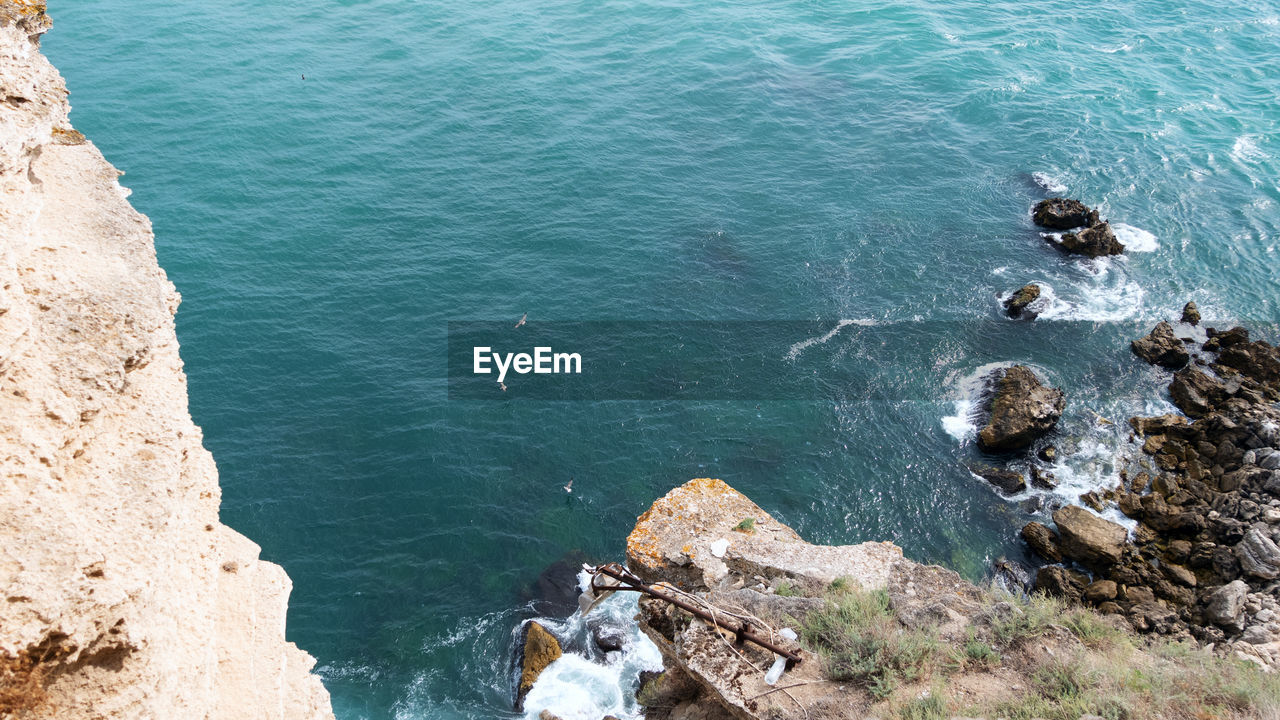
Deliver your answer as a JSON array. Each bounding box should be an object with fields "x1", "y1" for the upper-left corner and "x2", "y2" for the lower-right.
[{"x1": 43, "y1": 1, "x2": 1280, "y2": 717}]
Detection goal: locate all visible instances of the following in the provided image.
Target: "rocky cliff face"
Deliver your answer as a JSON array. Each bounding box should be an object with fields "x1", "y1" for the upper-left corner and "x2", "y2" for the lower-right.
[{"x1": 0, "y1": 4, "x2": 333, "y2": 717}]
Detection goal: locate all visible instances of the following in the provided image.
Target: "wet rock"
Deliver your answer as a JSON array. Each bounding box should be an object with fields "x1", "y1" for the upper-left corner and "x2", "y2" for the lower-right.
[
  {"x1": 1132, "y1": 321, "x2": 1190, "y2": 369},
  {"x1": 1032, "y1": 198, "x2": 1097, "y2": 229},
  {"x1": 591, "y1": 622, "x2": 628, "y2": 653},
  {"x1": 1003, "y1": 284, "x2": 1041, "y2": 319},
  {"x1": 1021, "y1": 522, "x2": 1062, "y2": 563},
  {"x1": 977, "y1": 365, "x2": 1066, "y2": 452},
  {"x1": 969, "y1": 463, "x2": 1026, "y2": 494},
  {"x1": 516, "y1": 622, "x2": 563, "y2": 710},
  {"x1": 1038, "y1": 445, "x2": 1057, "y2": 462},
  {"x1": 1030, "y1": 465, "x2": 1058, "y2": 490},
  {"x1": 1236, "y1": 527, "x2": 1280, "y2": 579},
  {"x1": 1182, "y1": 301, "x2": 1200, "y2": 326},
  {"x1": 1205, "y1": 580, "x2": 1249, "y2": 632},
  {"x1": 1056, "y1": 221, "x2": 1125, "y2": 257},
  {"x1": 1053, "y1": 505, "x2": 1127, "y2": 568}
]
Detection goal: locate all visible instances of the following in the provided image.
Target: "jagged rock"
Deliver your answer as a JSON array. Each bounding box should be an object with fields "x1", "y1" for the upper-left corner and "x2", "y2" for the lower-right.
[
  {"x1": 1056, "y1": 222, "x2": 1125, "y2": 257},
  {"x1": 1205, "y1": 580, "x2": 1249, "y2": 632},
  {"x1": 1236, "y1": 527, "x2": 1280, "y2": 580},
  {"x1": 636, "y1": 668, "x2": 702, "y2": 708},
  {"x1": 1021, "y1": 522, "x2": 1061, "y2": 562},
  {"x1": 1132, "y1": 321, "x2": 1190, "y2": 369},
  {"x1": 970, "y1": 463, "x2": 1026, "y2": 494},
  {"x1": 977, "y1": 366, "x2": 1065, "y2": 452},
  {"x1": 1169, "y1": 367, "x2": 1225, "y2": 418},
  {"x1": 1053, "y1": 505, "x2": 1127, "y2": 568},
  {"x1": 1038, "y1": 445, "x2": 1057, "y2": 462},
  {"x1": 1032, "y1": 198, "x2": 1097, "y2": 229},
  {"x1": 1182, "y1": 301, "x2": 1201, "y2": 326},
  {"x1": 1003, "y1": 284, "x2": 1041, "y2": 319},
  {"x1": 516, "y1": 622, "x2": 563, "y2": 709}
]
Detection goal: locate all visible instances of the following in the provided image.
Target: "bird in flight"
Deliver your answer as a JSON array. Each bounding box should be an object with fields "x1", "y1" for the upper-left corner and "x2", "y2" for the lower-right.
[
  {"x1": 514, "y1": 313, "x2": 527, "y2": 329},
  {"x1": 498, "y1": 381, "x2": 507, "y2": 392},
  {"x1": 563, "y1": 477, "x2": 573, "y2": 493}
]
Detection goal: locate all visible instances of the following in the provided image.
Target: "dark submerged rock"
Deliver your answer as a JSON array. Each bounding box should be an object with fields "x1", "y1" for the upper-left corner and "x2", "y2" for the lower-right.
[{"x1": 969, "y1": 462, "x2": 1026, "y2": 494}]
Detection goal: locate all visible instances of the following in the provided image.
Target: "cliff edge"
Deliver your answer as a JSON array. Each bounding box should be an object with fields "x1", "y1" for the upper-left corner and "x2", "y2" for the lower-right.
[{"x1": 0, "y1": 4, "x2": 334, "y2": 717}]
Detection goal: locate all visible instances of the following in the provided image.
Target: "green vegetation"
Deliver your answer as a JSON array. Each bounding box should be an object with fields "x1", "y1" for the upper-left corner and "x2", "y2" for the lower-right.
[
  {"x1": 796, "y1": 586, "x2": 942, "y2": 699},
  {"x1": 962, "y1": 630, "x2": 999, "y2": 669},
  {"x1": 774, "y1": 580, "x2": 798, "y2": 597},
  {"x1": 733, "y1": 517, "x2": 756, "y2": 533},
  {"x1": 784, "y1": 581, "x2": 1280, "y2": 720}
]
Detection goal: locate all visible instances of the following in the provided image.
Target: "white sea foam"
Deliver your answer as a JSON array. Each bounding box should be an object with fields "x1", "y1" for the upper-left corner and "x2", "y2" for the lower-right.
[
  {"x1": 1031, "y1": 171, "x2": 1068, "y2": 193},
  {"x1": 1033, "y1": 273, "x2": 1146, "y2": 323},
  {"x1": 941, "y1": 361, "x2": 1015, "y2": 442},
  {"x1": 1111, "y1": 223, "x2": 1158, "y2": 252},
  {"x1": 1231, "y1": 135, "x2": 1268, "y2": 164},
  {"x1": 991, "y1": 266, "x2": 1008, "y2": 276},
  {"x1": 785, "y1": 318, "x2": 874, "y2": 361},
  {"x1": 520, "y1": 574, "x2": 663, "y2": 720}
]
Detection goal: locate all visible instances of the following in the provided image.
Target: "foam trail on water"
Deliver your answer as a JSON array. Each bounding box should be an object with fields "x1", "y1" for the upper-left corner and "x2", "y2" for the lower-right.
[{"x1": 785, "y1": 318, "x2": 874, "y2": 361}]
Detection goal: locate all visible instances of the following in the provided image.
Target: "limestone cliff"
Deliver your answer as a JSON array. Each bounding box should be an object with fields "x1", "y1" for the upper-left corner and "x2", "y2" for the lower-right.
[{"x1": 0, "y1": 4, "x2": 334, "y2": 717}]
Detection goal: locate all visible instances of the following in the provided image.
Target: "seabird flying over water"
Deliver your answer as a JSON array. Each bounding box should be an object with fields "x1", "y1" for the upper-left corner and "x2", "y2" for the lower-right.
[
  {"x1": 498, "y1": 381, "x2": 507, "y2": 392},
  {"x1": 563, "y1": 477, "x2": 573, "y2": 493},
  {"x1": 514, "y1": 312, "x2": 527, "y2": 329}
]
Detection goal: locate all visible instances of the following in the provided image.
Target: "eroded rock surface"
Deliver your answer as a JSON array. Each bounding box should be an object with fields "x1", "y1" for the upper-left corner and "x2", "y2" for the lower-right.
[
  {"x1": 977, "y1": 365, "x2": 1065, "y2": 452},
  {"x1": 0, "y1": 7, "x2": 332, "y2": 718}
]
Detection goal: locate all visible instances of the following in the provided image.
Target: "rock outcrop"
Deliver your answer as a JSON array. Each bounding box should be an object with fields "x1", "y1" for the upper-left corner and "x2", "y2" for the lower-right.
[
  {"x1": 977, "y1": 365, "x2": 1065, "y2": 452},
  {"x1": 1131, "y1": 320, "x2": 1190, "y2": 369},
  {"x1": 1055, "y1": 221, "x2": 1125, "y2": 257},
  {"x1": 1002, "y1": 283, "x2": 1041, "y2": 319},
  {"x1": 1032, "y1": 198, "x2": 1098, "y2": 229},
  {"x1": 0, "y1": 6, "x2": 333, "y2": 718}
]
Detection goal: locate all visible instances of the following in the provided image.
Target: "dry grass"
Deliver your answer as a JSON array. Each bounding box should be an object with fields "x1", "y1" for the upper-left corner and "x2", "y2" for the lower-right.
[{"x1": 789, "y1": 581, "x2": 1280, "y2": 720}]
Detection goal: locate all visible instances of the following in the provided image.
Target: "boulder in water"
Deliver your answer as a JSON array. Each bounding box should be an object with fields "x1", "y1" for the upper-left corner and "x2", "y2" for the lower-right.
[
  {"x1": 1055, "y1": 221, "x2": 1125, "y2": 257},
  {"x1": 977, "y1": 365, "x2": 1066, "y2": 452},
  {"x1": 1003, "y1": 283, "x2": 1041, "y2": 319},
  {"x1": 1181, "y1": 301, "x2": 1201, "y2": 326},
  {"x1": 1033, "y1": 198, "x2": 1098, "y2": 229},
  {"x1": 1132, "y1": 321, "x2": 1190, "y2": 369},
  {"x1": 516, "y1": 621, "x2": 563, "y2": 710}
]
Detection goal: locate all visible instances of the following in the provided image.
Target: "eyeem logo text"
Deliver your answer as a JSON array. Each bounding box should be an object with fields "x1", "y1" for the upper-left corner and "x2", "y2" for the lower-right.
[{"x1": 472, "y1": 346, "x2": 582, "y2": 383}]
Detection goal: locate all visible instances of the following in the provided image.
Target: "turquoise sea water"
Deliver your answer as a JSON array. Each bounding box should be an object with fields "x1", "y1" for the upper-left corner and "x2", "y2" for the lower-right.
[{"x1": 43, "y1": 1, "x2": 1280, "y2": 717}]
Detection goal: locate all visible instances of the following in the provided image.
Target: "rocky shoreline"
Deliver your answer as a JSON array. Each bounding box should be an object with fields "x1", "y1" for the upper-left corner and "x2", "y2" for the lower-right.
[{"x1": 1021, "y1": 313, "x2": 1280, "y2": 669}]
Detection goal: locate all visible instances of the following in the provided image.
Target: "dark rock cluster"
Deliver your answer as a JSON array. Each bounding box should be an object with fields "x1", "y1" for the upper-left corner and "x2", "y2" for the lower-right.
[
  {"x1": 1032, "y1": 197, "x2": 1125, "y2": 257},
  {"x1": 1022, "y1": 313, "x2": 1280, "y2": 665}
]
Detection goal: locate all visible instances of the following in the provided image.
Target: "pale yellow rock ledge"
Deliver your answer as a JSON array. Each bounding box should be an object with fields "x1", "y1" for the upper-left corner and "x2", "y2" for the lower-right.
[{"x1": 0, "y1": 4, "x2": 334, "y2": 718}]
